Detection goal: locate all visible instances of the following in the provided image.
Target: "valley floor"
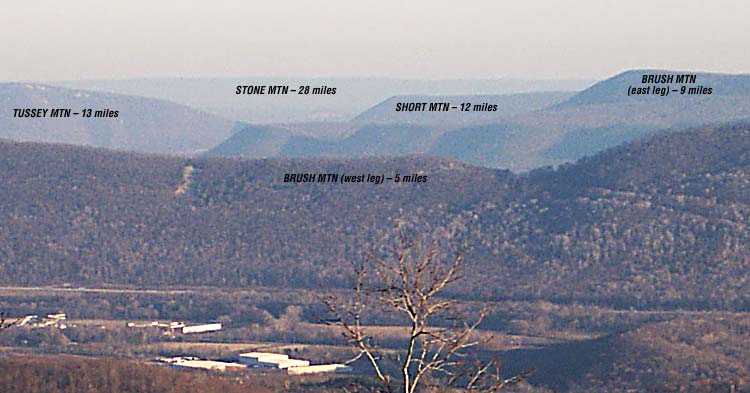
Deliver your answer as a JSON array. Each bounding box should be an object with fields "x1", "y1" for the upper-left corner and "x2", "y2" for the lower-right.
[{"x1": 2, "y1": 285, "x2": 749, "y2": 392}]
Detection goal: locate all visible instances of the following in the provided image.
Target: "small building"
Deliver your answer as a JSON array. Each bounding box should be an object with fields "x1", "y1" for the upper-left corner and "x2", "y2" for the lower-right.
[
  {"x1": 16, "y1": 315, "x2": 38, "y2": 326},
  {"x1": 168, "y1": 322, "x2": 186, "y2": 333},
  {"x1": 287, "y1": 364, "x2": 353, "y2": 376}
]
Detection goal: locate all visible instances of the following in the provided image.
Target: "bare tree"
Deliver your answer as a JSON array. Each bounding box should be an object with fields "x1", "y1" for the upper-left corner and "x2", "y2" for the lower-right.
[{"x1": 319, "y1": 225, "x2": 533, "y2": 393}]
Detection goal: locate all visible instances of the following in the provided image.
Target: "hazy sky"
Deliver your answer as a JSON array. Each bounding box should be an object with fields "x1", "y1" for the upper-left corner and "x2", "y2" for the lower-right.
[{"x1": 2, "y1": 0, "x2": 748, "y2": 81}]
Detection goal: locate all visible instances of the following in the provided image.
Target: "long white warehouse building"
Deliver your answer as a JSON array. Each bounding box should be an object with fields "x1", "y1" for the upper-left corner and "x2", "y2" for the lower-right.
[{"x1": 238, "y1": 352, "x2": 309, "y2": 369}]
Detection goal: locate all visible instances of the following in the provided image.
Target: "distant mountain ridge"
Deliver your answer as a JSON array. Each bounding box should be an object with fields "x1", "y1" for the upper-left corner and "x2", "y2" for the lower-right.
[
  {"x1": 7, "y1": 69, "x2": 750, "y2": 171},
  {"x1": 353, "y1": 91, "x2": 574, "y2": 124},
  {"x1": 207, "y1": 69, "x2": 750, "y2": 171},
  {"x1": 558, "y1": 69, "x2": 750, "y2": 107},
  {"x1": 0, "y1": 83, "x2": 235, "y2": 154},
  {"x1": 204, "y1": 124, "x2": 291, "y2": 158},
  {"x1": 54, "y1": 77, "x2": 593, "y2": 124},
  {"x1": 205, "y1": 91, "x2": 573, "y2": 161},
  {"x1": 440, "y1": 69, "x2": 750, "y2": 170}
]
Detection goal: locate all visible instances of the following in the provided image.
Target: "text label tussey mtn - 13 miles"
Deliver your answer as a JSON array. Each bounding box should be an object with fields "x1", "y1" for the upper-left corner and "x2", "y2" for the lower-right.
[{"x1": 12, "y1": 108, "x2": 119, "y2": 118}]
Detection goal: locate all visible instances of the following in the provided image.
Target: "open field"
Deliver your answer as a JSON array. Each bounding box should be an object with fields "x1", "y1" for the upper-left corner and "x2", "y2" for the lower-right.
[{"x1": 3, "y1": 284, "x2": 750, "y2": 391}]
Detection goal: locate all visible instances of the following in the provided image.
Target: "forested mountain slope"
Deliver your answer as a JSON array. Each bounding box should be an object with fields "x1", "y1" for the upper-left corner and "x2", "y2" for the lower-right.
[{"x1": 2, "y1": 122, "x2": 750, "y2": 310}]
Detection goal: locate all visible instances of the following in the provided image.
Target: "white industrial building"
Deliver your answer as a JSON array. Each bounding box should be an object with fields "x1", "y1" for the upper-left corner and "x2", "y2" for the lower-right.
[
  {"x1": 159, "y1": 357, "x2": 246, "y2": 372},
  {"x1": 238, "y1": 352, "x2": 289, "y2": 366},
  {"x1": 172, "y1": 360, "x2": 246, "y2": 372},
  {"x1": 162, "y1": 322, "x2": 222, "y2": 334},
  {"x1": 261, "y1": 358, "x2": 310, "y2": 369},
  {"x1": 127, "y1": 321, "x2": 222, "y2": 334},
  {"x1": 238, "y1": 352, "x2": 309, "y2": 369},
  {"x1": 287, "y1": 364, "x2": 353, "y2": 375},
  {"x1": 180, "y1": 323, "x2": 222, "y2": 334},
  {"x1": 13, "y1": 313, "x2": 67, "y2": 329},
  {"x1": 158, "y1": 353, "x2": 349, "y2": 375}
]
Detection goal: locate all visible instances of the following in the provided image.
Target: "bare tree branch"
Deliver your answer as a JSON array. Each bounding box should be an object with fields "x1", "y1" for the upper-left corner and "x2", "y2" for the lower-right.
[{"x1": 319, "y1": 225, "x2": 528, "y2": 393}]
